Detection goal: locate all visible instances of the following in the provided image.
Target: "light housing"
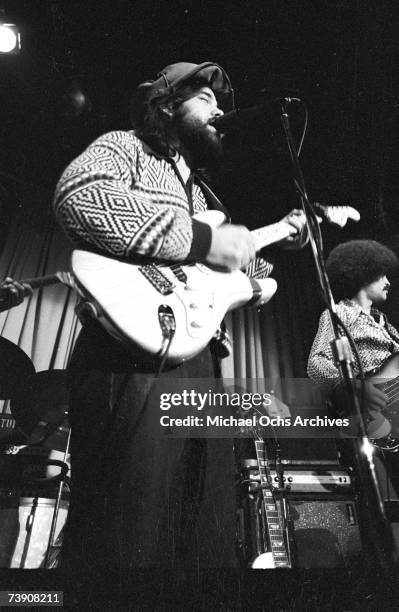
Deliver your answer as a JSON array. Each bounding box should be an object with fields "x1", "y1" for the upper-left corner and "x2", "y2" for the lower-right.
[{"x1": 0, "y1": 22, "x2": 21, "y2": 54}]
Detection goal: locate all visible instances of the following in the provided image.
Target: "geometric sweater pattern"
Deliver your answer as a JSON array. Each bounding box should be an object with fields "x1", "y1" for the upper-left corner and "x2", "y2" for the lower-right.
[
  {"x1": 54, "y1": 129, "x2": 273, "y2": 278},
  {"x1": 54, "y1": 130, "x2": 207, "y2": 261}
]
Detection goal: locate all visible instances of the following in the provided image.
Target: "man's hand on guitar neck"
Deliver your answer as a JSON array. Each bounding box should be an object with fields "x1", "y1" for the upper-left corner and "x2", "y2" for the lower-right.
[
  {"x1": 205, "y1": 208, "x2": 308, "y2": 271},
  {"x1": 276, "y1": 204, "x2": 361, "y2": 251},
  {"x1": 277, "y1": 209, "x2": 309, "y2": 250},
  {"x1": 206, "y1": 224, "x2": 256, "y2": 271}
]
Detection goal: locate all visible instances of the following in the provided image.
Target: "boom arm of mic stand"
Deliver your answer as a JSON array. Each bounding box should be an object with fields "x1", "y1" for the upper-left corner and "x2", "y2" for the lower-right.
[{"x1": 279, "y1": 103, "x2": 393, "y2": 566}]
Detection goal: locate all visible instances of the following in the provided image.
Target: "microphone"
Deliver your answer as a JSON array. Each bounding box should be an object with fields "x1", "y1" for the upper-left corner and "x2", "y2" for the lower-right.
[{"x1": 210, "y1": 97, "x2": 302, "y2": 133}]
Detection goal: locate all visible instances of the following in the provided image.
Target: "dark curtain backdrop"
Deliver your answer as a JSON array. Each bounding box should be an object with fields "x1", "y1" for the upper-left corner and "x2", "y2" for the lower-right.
[
  {"x1": 2, "y1": 0, "x2": 399, "y2": 474},
  {"x1": 0, "y1": 210, "x2": 80, "y2": 420}
]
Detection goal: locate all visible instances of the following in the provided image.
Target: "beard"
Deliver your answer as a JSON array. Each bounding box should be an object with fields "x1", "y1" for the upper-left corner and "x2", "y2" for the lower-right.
[{"x1": 172, "y1": 114, "x2": 224, "y2": 170}]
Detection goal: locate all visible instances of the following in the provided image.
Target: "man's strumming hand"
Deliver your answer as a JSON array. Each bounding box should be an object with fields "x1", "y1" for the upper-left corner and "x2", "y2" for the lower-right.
[{"x1": 206, "y1": 224, "x2": 256, "y2": 271}]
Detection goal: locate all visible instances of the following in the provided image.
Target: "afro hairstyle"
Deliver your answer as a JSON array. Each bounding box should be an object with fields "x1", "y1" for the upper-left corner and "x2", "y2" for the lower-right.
[{"x1": 326, "y1": 239, "x2": 398, "y2": 301}]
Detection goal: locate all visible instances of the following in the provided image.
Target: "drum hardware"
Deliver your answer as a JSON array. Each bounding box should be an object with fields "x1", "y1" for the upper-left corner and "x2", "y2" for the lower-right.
[
  {"x1": 2, "y1": 369, "x2": 71, "y2": 567},
  {"x1": 43, "y1": 427, "x2": 70, "y2": 569},
  {"x1": 0, "y1": 454, "x2": 70, "y2": 568},
  {"x1": 20, "y1": 496, "x2": 38, "y2": 569},
  {"x1": 0, "y1": 338, "x2": 71, "y2": 567},
  {"x1": 10, "y1": 370, "x2": 69, "y2": 453},
  {"x1": 0, "y1": 495, "x2": 70, "y2": 569}
]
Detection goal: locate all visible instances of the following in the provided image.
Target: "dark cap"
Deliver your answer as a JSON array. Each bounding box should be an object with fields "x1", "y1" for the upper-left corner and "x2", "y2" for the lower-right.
[{"x1": 130, "y1": 61, "x2": 234, "y2": 128}]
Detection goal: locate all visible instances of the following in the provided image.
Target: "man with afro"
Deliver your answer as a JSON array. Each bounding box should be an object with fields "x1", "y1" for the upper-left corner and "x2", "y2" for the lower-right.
[{"x1": 308, "y1": 239, "x2": 399, "y2": 419}]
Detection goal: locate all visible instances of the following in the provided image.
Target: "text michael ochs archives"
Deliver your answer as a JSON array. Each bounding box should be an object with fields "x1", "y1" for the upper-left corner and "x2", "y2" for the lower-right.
[{"x1": 157, "y1": 390, "x2": 350, "y2": 429}]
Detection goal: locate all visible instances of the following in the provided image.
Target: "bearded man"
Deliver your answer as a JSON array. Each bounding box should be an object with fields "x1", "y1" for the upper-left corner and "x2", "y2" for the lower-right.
[{"x1": 54, "y1": 61, "x2": 306, "y2": 573}]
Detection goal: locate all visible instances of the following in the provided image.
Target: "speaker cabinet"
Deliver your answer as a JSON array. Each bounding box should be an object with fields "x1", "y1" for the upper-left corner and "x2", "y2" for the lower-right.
[{"x1": 289, "y1": 496, "x2": 363, "y2": 568}]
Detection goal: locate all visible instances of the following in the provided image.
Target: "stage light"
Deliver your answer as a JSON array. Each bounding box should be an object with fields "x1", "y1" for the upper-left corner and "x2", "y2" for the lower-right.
[{"x1": 0, "y1": 22, "x2": 20, "y2": 54}]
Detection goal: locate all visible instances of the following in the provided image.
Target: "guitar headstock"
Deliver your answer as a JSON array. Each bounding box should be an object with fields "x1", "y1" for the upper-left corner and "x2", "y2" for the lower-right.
[
  {"x1": 239, "y1": 393, "x2": 292, "y2": 441},
  {"x1": 313, "y1": 202, "x2": 361, "y2": 228}
]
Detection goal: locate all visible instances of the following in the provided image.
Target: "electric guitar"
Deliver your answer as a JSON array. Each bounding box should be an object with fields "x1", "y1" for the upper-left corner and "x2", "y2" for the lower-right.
[
  {"x1": 71, "y1": 210, "x2": 280, "y2": 364},
  {"x1": 245, "y1": 395, "x2": 292, "y2": 568},
  {"x1": 250, "y1": 434, "x2": 292, "y2": 568},
  {"x1": 70, "y1": 205, "x2": 360, "y2": 364},
  {"x1": 0, "y1": 204, "x2": 360, "y2": 365}
]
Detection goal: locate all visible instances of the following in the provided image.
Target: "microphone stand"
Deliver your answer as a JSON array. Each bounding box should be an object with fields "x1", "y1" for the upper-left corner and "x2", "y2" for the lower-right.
[{"x1": 279, "y1": 101, "x2": 395, "y2": 567}]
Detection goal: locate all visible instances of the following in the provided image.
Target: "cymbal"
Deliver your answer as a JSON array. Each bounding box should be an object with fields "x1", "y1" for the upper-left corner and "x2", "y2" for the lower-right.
[
  {"x1": 0, "y1": 337, "x2": 35, "y2": 399},
  {"x1": 11, "y1": 369, "x2": 69, "y2": 452}
]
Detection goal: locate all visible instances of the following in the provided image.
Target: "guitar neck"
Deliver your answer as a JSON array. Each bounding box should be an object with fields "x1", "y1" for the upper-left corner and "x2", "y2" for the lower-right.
[
  {"x1": 254, "y1": 439, "x2": 291, "y2": 568},
  {"x1": 251, "y1": 222, "x2": 293, "y2": 251}
]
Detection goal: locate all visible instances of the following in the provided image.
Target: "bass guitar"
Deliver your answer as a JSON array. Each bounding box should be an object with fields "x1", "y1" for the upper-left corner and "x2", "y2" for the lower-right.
[{"x1": 367, "y1": 353, "x2": 399, "y2": 452}]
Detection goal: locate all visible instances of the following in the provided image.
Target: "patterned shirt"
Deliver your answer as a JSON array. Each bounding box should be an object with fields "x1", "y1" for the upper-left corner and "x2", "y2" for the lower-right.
[
  {"x1": 307, "y1": 299, "x2": 399, "y2": 388},
  {"x1": 53, "y1": 130, "x2": 273, "y2": 278}
]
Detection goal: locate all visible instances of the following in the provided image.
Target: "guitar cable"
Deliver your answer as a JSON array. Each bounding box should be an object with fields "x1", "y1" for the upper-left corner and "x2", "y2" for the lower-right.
[{"x1": 155, "y1": 332, "x2": 175, "y2": 378}]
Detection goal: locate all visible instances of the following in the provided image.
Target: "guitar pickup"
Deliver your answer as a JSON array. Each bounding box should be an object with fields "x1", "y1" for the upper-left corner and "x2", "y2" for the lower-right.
[{"x1": 139, "y1": 264, "x2": 174, "y2": 295}]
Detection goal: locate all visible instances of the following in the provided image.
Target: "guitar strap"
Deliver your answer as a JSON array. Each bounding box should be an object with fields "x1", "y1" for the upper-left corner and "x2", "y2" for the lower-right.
[
  {"x1": 196, "y1": 176, "x2": 275, "y2": 280},
  {"x1": 193, "y1": 175, "x2": 233, "y2": 358},
  {"x1": 195, "y1": 176, "x2": 231, "y2": 222}
]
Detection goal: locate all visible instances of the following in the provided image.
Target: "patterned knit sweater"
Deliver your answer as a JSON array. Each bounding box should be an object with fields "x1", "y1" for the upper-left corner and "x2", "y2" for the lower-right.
[
  {"x1": 307, "y1": 299, "x2": 399, "y2": 388},
  {"x1": 54, "y1": 129, "x2": 273, "y2": 279}
]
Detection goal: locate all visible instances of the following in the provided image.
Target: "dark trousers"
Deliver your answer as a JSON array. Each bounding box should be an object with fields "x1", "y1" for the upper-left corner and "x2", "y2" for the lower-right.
[{"x1": 62, "y1": 322, "x2": 237, "y2": 572}]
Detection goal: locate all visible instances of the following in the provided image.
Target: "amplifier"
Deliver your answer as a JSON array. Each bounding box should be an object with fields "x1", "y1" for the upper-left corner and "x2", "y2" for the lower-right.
[
  {"x1": 264, "y1": 438, "x2": 339, "y2": 465},
  {"x1": 242, "y1": 460, "x2": 353, "y2": 493},
  {"x1": 236, "y1": 463, "x2": 363, "y2": 568},
  {"x1": 288, "y1": 496, "x2": 363, "y2": 568}
]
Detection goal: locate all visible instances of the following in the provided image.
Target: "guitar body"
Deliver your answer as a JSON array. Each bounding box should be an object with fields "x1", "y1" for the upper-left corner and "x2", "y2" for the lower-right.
[
  {"x1": 70, "y1": 211, "x2": 277, "y2": 364},
  {"x1": 71, "y1": 250, "x2": 276, "y2": 363},
  {"x1": 251, "y1": 552, "x2": 276, "y2": 569}
]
